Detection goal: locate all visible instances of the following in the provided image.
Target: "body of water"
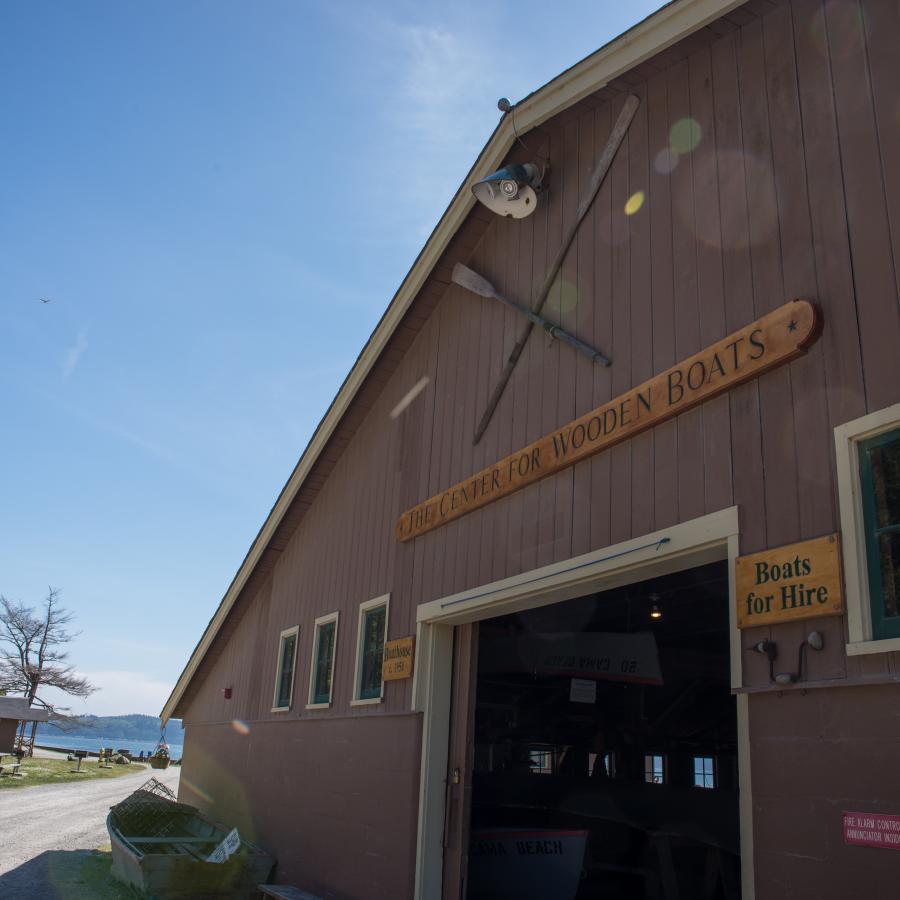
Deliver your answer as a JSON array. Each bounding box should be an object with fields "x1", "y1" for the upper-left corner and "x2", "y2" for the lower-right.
[{"x1": 36, "y1": 734, "x2": 184, "y2": 759}]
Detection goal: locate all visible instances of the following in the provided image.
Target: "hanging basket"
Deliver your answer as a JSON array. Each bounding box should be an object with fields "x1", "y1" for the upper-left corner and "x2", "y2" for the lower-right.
[{"x1": 148, "y1": 734, "x2": 171, "y2": 769}]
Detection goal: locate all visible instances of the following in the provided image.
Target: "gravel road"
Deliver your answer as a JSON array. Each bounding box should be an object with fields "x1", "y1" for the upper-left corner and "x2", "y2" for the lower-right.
[{"x1": 0, "y1": 763, "x2": 180, "y2": 894}]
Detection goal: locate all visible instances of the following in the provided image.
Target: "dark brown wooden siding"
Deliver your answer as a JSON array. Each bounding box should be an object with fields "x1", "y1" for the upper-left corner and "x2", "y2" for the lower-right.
[
  {"x1": 183, "y1": 0, "x2": 900, "y2": 772},
  {"x1": 749, "y1": 683, "x2": 900, "y2": 898},
  {"x1": 180, "y1": 714, "x2": 421, "y2": 900},
  {"x1": 180, "y1": 1, "x2": 900, "y2": 895}
]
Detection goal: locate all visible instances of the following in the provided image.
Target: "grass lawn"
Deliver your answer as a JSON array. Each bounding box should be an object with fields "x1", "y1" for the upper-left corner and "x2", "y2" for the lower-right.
[
  {"x1": 43, "y1": 846, "x2": 142, "y2": 899},
  {"x1": 0, "y1": 756, "x2": 146, "y2": 789}
]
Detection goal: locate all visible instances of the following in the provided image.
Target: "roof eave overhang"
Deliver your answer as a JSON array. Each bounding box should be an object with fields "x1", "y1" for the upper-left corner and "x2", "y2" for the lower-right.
[{"x1": 161, "y1": 0, "x2": 742, "y2": 724}]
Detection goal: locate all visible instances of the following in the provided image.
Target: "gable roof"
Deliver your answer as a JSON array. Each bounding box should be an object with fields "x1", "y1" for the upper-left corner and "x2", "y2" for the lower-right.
[
  {"x1": 0, "y1": 696, "x2": 50, "y2": 723},
  {"x1": 161, "y1": 0, "x2": 743, "y2": 723}
]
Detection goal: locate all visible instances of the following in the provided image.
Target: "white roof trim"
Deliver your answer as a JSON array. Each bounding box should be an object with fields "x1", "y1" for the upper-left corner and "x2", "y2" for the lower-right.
[{"x1": 161, "y1": 0, "x2": 742, "y2": 723}]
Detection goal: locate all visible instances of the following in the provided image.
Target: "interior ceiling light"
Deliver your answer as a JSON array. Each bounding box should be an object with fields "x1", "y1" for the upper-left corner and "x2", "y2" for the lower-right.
[
  {"x1": 472, "y1": 163, "x2": 545, "y2": 219},
  {"x1": 649, "y1": 593, "x2": 663, "y2": 620}
]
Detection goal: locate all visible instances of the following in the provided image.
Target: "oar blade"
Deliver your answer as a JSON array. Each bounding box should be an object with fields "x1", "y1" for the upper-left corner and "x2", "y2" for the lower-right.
[{"x1": 452, "y1": 263, "x2": 497, "y2": 299}]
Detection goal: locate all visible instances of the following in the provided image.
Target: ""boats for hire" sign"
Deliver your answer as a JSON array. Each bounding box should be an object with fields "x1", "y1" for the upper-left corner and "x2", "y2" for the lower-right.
[{"x1": 735, "y1": 533, "x2": 843, "y2": 629}]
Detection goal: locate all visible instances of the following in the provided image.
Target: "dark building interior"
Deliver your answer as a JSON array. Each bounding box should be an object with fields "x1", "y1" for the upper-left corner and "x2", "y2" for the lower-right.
[{"x1": 467, "y1": 562, "x2": 740, "y2": 900}]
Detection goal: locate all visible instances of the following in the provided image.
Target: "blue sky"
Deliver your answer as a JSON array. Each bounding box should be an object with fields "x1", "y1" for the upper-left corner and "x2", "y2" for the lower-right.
[{"x1": 1, "y1": 0, "x2": 664, "y2": 717}]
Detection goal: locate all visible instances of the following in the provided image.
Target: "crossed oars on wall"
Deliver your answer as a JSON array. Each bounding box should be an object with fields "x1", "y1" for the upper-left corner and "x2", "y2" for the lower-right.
[
  {"x1": 452, "y1": 263, "x2": 610, "y2": 364},
  {"x1": 457, "y1": 93, "x2": 640, "y2": 446}
]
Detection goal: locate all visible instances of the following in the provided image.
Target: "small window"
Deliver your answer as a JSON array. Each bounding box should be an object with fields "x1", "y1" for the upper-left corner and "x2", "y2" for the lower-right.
[
  {"x1": 644, "y1": 754, "x2": 665, "y2": 785},
  {"x1": 858, "y1": 429, "x2": 900, "y2": 640},
  {"x1": 588, "y1": 751, "x2": 614, "y2": 778},
  {"x1": 272, "y1": 626, "x2": 299, "y2": 711},
  {"x1": 602, "y1": 752, "x2": 614, "y2": 778},
  {"x1": 528, "y1": 748, "x2": 553, "y2": 775},
  {"x1": 835, "y1": 404, "x2": 900, "y2": 654},
  {"x1": 693, "y1": 756, "x2": 716, "y2": 789},
  {"x1": 352, "y1": 595, "x2": 389, "y2": 703},
  {"x1": 307, "y1": 613, "x2": 339, "y2": 707}
]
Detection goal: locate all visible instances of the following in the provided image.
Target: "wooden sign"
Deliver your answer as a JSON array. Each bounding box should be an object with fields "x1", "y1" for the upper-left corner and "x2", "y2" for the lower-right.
[
  {"x1": 479, "y1": 632, "x2": 663, "y2": 685},
  {"x1": 735, "y1": 533, "x2": 843, "y2": 629},
  {"x1": 397, "y1": 299, "x2": 821, "y2": 541},
  {"x1": 843, "y1": 812, "x2": 900, "y2": 849},
  {"x1": 382, "y1": 636, "x2": 415, "y2": 681}
]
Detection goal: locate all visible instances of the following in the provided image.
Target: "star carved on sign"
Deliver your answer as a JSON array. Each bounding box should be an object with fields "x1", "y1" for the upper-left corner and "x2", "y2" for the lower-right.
[{"x1": 788, "y1": 319, "x2": 798, "y2": 332}]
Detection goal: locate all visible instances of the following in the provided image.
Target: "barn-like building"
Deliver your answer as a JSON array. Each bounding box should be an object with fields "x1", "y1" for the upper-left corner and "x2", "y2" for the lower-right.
[{"x1": 163, "y1": 1, "x2": 900, "y2": 897}]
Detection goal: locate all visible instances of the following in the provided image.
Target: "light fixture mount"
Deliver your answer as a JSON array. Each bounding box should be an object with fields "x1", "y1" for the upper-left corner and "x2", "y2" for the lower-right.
[
  {"x1": 750, "y1": 632, "x2": 824, "y2": 685},
  {"x1": 472, "y1": 163, "x2": 546, "y2": 219}
]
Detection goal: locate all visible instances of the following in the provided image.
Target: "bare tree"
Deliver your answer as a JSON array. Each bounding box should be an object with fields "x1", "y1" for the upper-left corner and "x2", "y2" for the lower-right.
[{"x1": 0, "y1": 588, "x2": 95, "y2": 754}]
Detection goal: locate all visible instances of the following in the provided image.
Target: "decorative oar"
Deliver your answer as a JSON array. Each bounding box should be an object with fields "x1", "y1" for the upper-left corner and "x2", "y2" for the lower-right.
[
  {"x1": 453, "y1": 263, "x2": 610, "y2": 366},
  {"x1": 472, "y1": 93, "x2": 640, "y2": 446}
]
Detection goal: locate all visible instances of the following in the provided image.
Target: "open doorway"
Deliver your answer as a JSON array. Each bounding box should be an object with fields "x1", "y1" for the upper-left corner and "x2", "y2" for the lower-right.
[{"x1": 466, "y1": 561, "x2": 740, "y2": 900}]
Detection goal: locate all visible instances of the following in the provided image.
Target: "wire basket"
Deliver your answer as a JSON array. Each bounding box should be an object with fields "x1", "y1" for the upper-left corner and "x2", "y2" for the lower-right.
[{"x1": 110, "y1": 777, "x2": 193, "y2": 839}]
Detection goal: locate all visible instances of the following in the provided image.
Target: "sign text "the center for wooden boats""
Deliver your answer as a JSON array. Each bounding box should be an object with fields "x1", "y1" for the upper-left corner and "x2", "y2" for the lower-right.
[{"x1": 396, "y1": 299, "x2": 821, "y2": 542}]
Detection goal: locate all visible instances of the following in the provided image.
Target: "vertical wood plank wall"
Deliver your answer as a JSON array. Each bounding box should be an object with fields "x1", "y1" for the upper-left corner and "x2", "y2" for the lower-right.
[
  {"x1": 185, "y1": 0, "x2": 900, "y2": 725},
  {"x1": 179, "y1": 1, "x2": 900, "y2": 895}
]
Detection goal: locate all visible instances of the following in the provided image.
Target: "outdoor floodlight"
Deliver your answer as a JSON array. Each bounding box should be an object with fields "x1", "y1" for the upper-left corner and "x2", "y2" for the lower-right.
[{"x1": 472, "y1": 163, "x2": 545, "y2": 219}]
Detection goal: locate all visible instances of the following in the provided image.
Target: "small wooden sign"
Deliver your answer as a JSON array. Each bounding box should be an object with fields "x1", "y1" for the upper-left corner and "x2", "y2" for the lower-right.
[
  {"x1": 397, "y1": 299, "x2": 821, "y2": 541},
  {"x1": 383, "y1": 636, "x2": 415, "y2": 681},
  {"x1": 735, "y1": 533, "x2": 843, "y2": 629}
]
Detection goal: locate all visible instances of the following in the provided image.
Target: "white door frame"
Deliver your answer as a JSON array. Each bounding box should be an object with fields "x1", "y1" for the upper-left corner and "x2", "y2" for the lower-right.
[{"x1": 411, "y1": 506, "x2": 753, "y2": 900}]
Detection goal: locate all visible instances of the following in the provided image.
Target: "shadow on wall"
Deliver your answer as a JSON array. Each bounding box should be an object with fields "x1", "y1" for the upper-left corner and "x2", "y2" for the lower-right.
[{"x1": 0, "y1": 849, "x2": 137, "y2": 900}]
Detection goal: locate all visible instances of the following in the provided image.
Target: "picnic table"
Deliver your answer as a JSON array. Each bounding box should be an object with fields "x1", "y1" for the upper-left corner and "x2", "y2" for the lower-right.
[{"x1": 0, "y1": 749, "x2": 25, "y2": 777}]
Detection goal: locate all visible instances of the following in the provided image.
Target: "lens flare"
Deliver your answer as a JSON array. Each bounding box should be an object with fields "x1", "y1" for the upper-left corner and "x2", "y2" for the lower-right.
[
  {"x1": 556, "y1": 280, "x2": 580, "y2": 314},
  {"x1": 671, "y1": 149, "x2": 776, "y2": 251},
  {"x1": 181, "y1": 776, "x2": 214, "y2": 805},
  {"x1": 811, "y1": 1, "x2": 866, "y2": 62},
  {"x1": 669, "y1": 117, "x2": 702, "y2": 154},
  {"x1": 390, "y1": 375, "x2": 429, "y2": 420},
  {"x1": 654, "y1": 147, "x2": 679, "y2": 175},
  {"x1": 231, "y1": 719, "x2": 251, "y2": 736},
  {"x1": 624, "y1": 191, "x2": 645, "y2": 216}
]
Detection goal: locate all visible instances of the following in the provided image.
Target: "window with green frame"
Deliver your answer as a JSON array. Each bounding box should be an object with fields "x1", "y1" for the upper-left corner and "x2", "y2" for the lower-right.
[
  {"x1": 358, "y1": 604, "x2": 387, "y2": 700},
  {"x1": 858, "y1": 428, "x2": 900, "y2": 640},
  {"x1": 311, "y1": 617, "x2": 337, "y2": 705},
  {"x1": 274, "y1": 628, "x2": 298, "y2": 710}
]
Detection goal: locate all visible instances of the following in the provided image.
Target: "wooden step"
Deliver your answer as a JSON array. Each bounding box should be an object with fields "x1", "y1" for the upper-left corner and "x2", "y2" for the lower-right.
[{"x1": 257, "y1": 886, "x2": 323, "y2": 900}]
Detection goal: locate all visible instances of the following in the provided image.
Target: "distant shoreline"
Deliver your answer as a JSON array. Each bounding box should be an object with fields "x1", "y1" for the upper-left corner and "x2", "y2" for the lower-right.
[
  {"x1": 40, "y1": 713, "x2": 182, "y2": 746},
  {"x1": 35, "y1": 734, "x2": 184, "y2": 760}
]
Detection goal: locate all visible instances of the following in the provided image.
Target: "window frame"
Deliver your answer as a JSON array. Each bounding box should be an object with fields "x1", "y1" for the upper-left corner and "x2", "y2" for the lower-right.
[
  {"x1": 587, "y1": 751, "x2": 615, "y2": 779},
  {"x1": 643, "y1": 753, "x2": 666, "y2": 785},
  {"x1": 693, "y1": 755, "x2": 716, "y2": 789},
  {"x1": 835, "y1": 403, "x2": 900, "y2": 655},
  {"x1": 306, "y1": 612, "x2": 339, "y2": 709},
  {"x1": 858, "y1": 429, "x2": 900, "y2": 640},
  {"x1": 351, "y1": 594, "x2": 390, "y2": 706},
  {"x1": 527, "y1": 746, "x2": 554, "y2": 775},
  {"x1": 271, "y1": 625, "x2": 300, "y2": 713}
]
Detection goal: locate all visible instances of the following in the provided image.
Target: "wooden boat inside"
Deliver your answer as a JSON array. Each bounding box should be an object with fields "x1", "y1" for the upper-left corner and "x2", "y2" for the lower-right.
[{"x1": 108, "y1": 778, "x2": 274, "y2": 899}]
